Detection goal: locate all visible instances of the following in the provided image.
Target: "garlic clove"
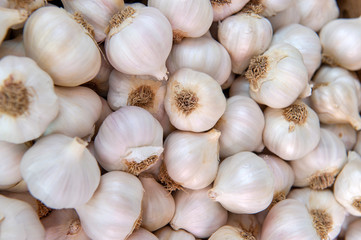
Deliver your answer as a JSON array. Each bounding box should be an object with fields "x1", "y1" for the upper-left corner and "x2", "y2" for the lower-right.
[
  {"x1": 0, "y1": 7, "x2": 28, "y2": 45},
  {"x1": 154, "y1": 226, "x2": 195, "y2": 240},
  {"x1": 322, "y1": 123, "x2": 357, "y2": 151},
  {"x1": 127, "y1": 228, "x2": 158, "y2": 240}
]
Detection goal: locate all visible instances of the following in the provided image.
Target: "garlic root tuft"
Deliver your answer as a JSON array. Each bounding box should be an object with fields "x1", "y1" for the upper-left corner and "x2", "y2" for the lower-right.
[
  {"x1": 269, "y1": 192, "x2": 286, "y2": 209},
  {"x1": 126, "y1": 155, "x2": 158, "y2": 176},
  {"x1": 106, "y1": 7, "x2": 136, "y2": 36},
  {"x1": 127, "y1": 85, "x2": 155, "y2": 109},
  {"x1": 352, "y1": 198, "x2": 361, "y2": 212},
  {"x1": 308, "y1": 172, "x2": 335, "y2": 190},
  {"x1": 73, "y1": 12, "x2": 95, "y2": 38},
  {"x1": 174, "y1": 88, "x2": 199, "y2": 116},
  {"x1": 310, "y1": 209, "x2": 333, "y2": 240},
  {"x1": 246, "y1": 55, "x2": 269, "y2": 91},
  {"x1": 158, "y1": 163, "x2": 183, "y2": 192},
  {"x1": 36, "y1": 200, "x2": 52, "y2": 219}
]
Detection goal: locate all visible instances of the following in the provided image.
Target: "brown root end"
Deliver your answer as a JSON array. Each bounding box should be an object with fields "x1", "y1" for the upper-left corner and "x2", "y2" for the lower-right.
[
  {"x1": 310, "y1": 209, "x2": 333, "y2": 240},
  {"x1": 127, "y1": 85, "x2": 155, "y2": 109},
  {"x1": 67, "y1": 219, "x2": 81, "y2": 235},
  {"x1": 312, "y1": 82, "x2": 329, "y2": 90},
  {"x1": 134, "y1": 213, "x2": 142, "y2": 231},
  {"x1": 240, "y1": 231, "x2": 256, "y2": 240},
  {"x1": 36, "y1": 200, "x2": 52, "y2": 219},
  {"x1": 11, "y1": 0, "x2": 45, "y2": 13},
  {"x1": 158, "y1": 163, "x2": 183, "y2": 192},
  {"x1": 107, "y1": 7, "x2": 136, "y2": 34},
  {"x1": 73, "y1": 12, "x2": 95, "y2": 38},
  {"x1": 210, "y1": 0, "x2": 231, "y2": 6},
  {"x1": 322, "y1": 53, "x2": 338, "y2": 67},
  {"x1": 173, "y1": 29, "x2": 187, "y2": 44},
  {"x1": 241, "y1": 0, "x2": 264, "y2": 14},
  {"x1": 308, "y1": 172, "x2": 335, "y2": 190},
  {"x1": 268, "y1": 192, "x2": 286, "y2": 209},
  {"x1": 0, "y1": 75, "x2": 30, "y2": 117},
  {"x1": 282, "y1": 102, "x2": 308, "y2": 126},
  {"x1": 174, "y1": 88, "x2": 199, "y2": 116},
  {"x1": 24, "y1": 140, "x2": 34, "y2": 148},
  {"x1": 352, "y1": 198, "x2": 361, "y2": 212},
  {"x1": 245, "y1": 55, "x2": 268, "y2": 91},
  {"x1": 125, "y1": 155, "x2": 158, "y2": 176}
]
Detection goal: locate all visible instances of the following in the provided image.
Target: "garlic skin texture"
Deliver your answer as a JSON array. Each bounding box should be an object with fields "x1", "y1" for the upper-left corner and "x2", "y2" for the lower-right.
[
  {"x1": 345, "y1": 219, "x2": 361, "y2": 240},
  {"x1": 61, "y1": 0, "x2": 124, "y2": 42},
  {"x1": 226, "y1": 213, "x2": 261, "y2": 239},
  {"x1": 215, "y1": 96, "x2": 264, "y2": 158},
  {"x1": 310, "y1": 66, "x2": 361, "y2": 130},
  {"x1": 0, "y1": 35, "x2": 25, "y2": 58},
  {"x1": 44, "y1": 86, "x2": 102, "y2": 139},
  {"x1": 94, "y1": 106, "x2": 163, "y2": 174},
  {"x1": 164, "y1": 68, "x2": 226, "y2": 132},
  {"x1": 148, "y1": 0, "x2": 213, "y2": 42},
  {"x1": 322, "y1": 123, "x2": 356, "y2": 151},
  {"x1": 211, "y1": 0, "x2": 250, "y2": 21},
  {"x1": 246, "y1": 43, "x2": 309, "y2": 108},
  {"x1": 229, "y1": 75, "x2": 250, "y2": 98},
  {"x1": 105, "y1": 6, "x2": 172, "y2": 80},
  {"x1": 258, "y1": 0, "x2": 294, "y2": 17},
  {"x1": 320, "y1": 17, "x2": 361, "y2": 71},
  {"x1": 155, "y1": 226, "x2": 195, "y2": 240},
  {"x1": 0, "y1": 195, "x2": 45, "y2": 240},
  {"x1": 209, "y1": 225, "x2": 253, "y2": 240},
  {"x1": 218, "y1": 12, "x2": 273, "y2": 74},
  {"x1": 166, "y1": 35, "x2": 232, "y2": 85},
  {"x1": 209, "y1": 151, "x2": 274, "y2": 214},
  {"x1": 20, "y1": 134, "x2": 101, "y2": 209},
  {"x1": 24, "y1": 6, "x2": 101, "y2": 87},
  {"x1": 127, "y1": 228, "x2": 158, "y2": 240},
  {"x1": 271, "y1": 24, "x2": 321, "y2": 79},
  {"x1": 0, "y1": 56, "x2": 59, "y2": 144},
  {"x1": 267, "y1": 1, "x2": 301, "y2": 31},
  {"x1": 263, "y1": 101, "x2": 321, "y2": 160},
  {"x1": 162, "y1": 129, "x2": 220, "y2": 190},
  {"x1": 75, "y1": 171, "x2": 144, "y2": 240},
  {"x1": 171, "y1": 186, "x2": 228, "y2": 238},
  {"x1": 0, "y1": 7, "x2": 27, "y2": 45},
  {"x1": 334, "y1": 151, "x2": 361, "y2": 216}
]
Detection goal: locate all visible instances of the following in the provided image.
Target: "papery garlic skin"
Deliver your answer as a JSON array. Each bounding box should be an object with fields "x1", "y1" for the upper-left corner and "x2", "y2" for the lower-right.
[
  {"x1": 154, "y1": 226, "x2": 195, "y2": 240},
  {"x1": 218, "y1": 12, "x2": 272, "y2": 74},
  {"x1": 76, "y1": 171, "x2": 144, "y2": 240},
  {"x1": 0, "y1": 195, "x2": 45, "y2": 240},
  {"x1": 246, "y1": 43, "x2": 309, "y2": 108},
  {"x1": 164, "y1": 68, "x2": 226, "y2": 132},
  {"x1": 322, "y1": 124, "x2": 356, "y2": 151},
  {"x1": 105, "y1": 6, "x2": 172, "y2": 80},
  {"x1": 226, "y1": 213, "x2": 261, "y2": 239},
  {"x1": 0, "y1": 35, "x2": 25, "y2": 58},
  {"x1": 94, "y1": 106, "x2": 163, "y2": 174},
  {"x1": 171, "y1": 186, "x2": 228, "y2": 238},
  {"x1": 0, "y1": 56, "x2": 59, "y2": 144},
  {"x1": 263, "y1": 101, "x2": 321, "y2": 160},
  {"x1": 215, "y1": 96, "x2": 264, "y2": 158},
  {"x1": 166, "y1": 35, "x2": 231, "y2": 85},
  {"x1": 211, "y1": 0, "x2": 250, "y2": 21},
  {"x1": 267, "y1": 1, "x2": 301, "y2": 31},
  {"x1": 209, "y1": 151, "x2": 274, "y2": 214},
  {"x1": 0, "y1": 7, "x2": 28, "y2": 45},
  {"x1": 24, "y1": 6, "x2": 101, "y2": 87},
  {"x1": 345, "y1": 219, "x2": 361, "y2": 240},
  {"x1": 20, "y1": 134, "x2": 101, "y2": 209},
  {"x1": 148, "y1": 0, "x2": 213, "y2": 42},
  {"x1": 127, "y1": 228, "x2": 158, "y2": 240}
]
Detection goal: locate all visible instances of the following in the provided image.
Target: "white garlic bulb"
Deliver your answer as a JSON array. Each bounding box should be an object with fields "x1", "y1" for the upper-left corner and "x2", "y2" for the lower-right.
[
  {"x1": 215, "y1": 96, "x2": 264, "y2": 158},
  {"x1": 0, "y1": 55, "x2": 59, "y2": 144},
  {"x1": 164, "y1": 68, "x2": 226, "y2": 132},
  {"x1": 229, "y1": 75, "x2": 250, "y2": 97},
  {"x1": 148, "y1": 0, "x2": 213, "y2": 42},
  {"x1": 127, "y1": 228, "x2": 158, "y2": 240},
  {"x1": 209, "y1": 151, "x2": 274, "y2": 214},
  {"x1": 75, "y1": 171, "x2": 144, "y2": 240},
  {"x1": 267, "y1": 1, "x2": 301, "y2": 31},
  {"x1": 154, "y1": 226, "x2": 195, "y2": 240},
  {"x1": 160, "y1": 129, "x2": 220, "y2": 190},
  {"x1": 345, "y1": 219, "x2": 361, "y2": 240},
  {"x1": 24, "y1": 6, "x2": 101, "y2": 87},
  {"x1": 105, "y1": 6, "x2": 172, "y2": 80},
  {"x1": 139, "y1": 175, "x2": 175, "y2": 232},
  {"x1": 221, "y1": 72, "x2": 235, "y2": 90},
  {"x1": 226, "y1": 213, "x2": 261, "y2": 239},
  {"x1": 322, "y1": 123, "x2": 356, "y2": 151},
  {"x1": 218, "y1": 12, "x2": 272, "y2": 74},
  {"x1": 210, "y1": 0, "x2": 250, "y2": 21},
  {"x1": 20, "y1": 134, "x2": 101, "y2": 209},
  {"x1": 246, "y1": 43, "x2": 309, "y2": 108},
  {"x1": 271, "y1": 24, "x2": 321, "y2": 79},
  {"x1": 0, "y1": 194, "x2": 45, "y2": 239},
  {"x1": 94, "y1": 97, "x2": 113, "y2": 137},
  {"x1": 258, "y1": 0, "x2": 294, "y2": 17},
  {"x1": 61, "y1": 0, "x2": 124, "y2": 42},
  {"x1": 334, "y1": 151, "x2": 361, "y2": 216},
  {"x1": 171, "y1": 186, "x2": 228, "y2": 238},
  {"x1": 44, "y1": 86, "x2": 102, "y2": 139},
  {"x1": 166, "y1": 35, "x2": 232, "y2": 85},
  {"x1": 263, "y1": 101, "x2": 321, "y2": 160},
  {"x1": 310, "y1": 66, "x2": 361, "y2": 130},
  {"x1": 0, "y1": 7, "x2": 27, "y2": 45},
  {"x1": 0, "y1": 35, "x2": 25, "y2": 58}
]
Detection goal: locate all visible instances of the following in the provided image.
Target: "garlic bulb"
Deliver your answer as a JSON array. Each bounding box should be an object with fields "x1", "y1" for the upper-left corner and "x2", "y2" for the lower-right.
[
  {"x1": 229, "y1": 75, "x2": 250, "y2": 97},
  {"x1": 0, "y1": 7, "x2": 27, "y2": 45},
  {"x1": 209, "y1": 225, "x2": 257, "y2": 240},
  {"x1": 267, "y1": 1, "x2": 301, "y2": 31},
  {"x1": 61, "y1": 0, "x2": 124, "y2": 42},
  {"x1": 334, "y1": 151, "x2": 361, "y2": 216},
  {"x1": 20, "y1": 134, "x2": 101, "y2": 209},
  {"x1": 94, "y1": 97, "x2": 113, "y2": 136},
  {"x1": 94, "y1": 106, "x2": 163, "y2": 174},
  {"x1": 211, "y1": 0, "x2": 250, "y2": 21},
  {"x1": 258, "y1": 0, "x2": 294, "y2": 17},
  {"x1": 296, "y1": 0, "x2": 339, "y2": 32},
  {"x1": 263, "y1": 101, "x2": 321, "y2": 160},
  {"x1": 166, "y1": 35, "x2": 232, "y2": 85},
  {"x1": 0, "y1": 194, "x2": 45, "y2": 239},
  {"x1": 160, "y1": 129, "x2": 220, "y2": 190},
  {"x1": 148, "y1": 0, "x2": 213, "y2": 42},
  {"x1": 345, "y1": 219, "x2": 361, "y2": 240},
  {"x1": 246, "y1": 43, "x2": 309, "y2": 108},
  {"x1": 221, "y1": 72, "x2": 235, "y2": 90},
  {"x1": 322, "y1": 123, "x2": 356, "y2": 151},
  {"x1": 215, "y1": 96, "x2": 264, "y2": 158},
  {"x1": 75, "y1": 171, "x2": 144, "y2": 240},
  {"x1": 105, "y1": 6, "x2": 172, "y2": 80},
  {"x1": 0, "y1": 35, "x2": 25, "y2": 58},
  {"x1": 0, "y1": 56, "x2": 59, "y2": 144},
  {"x1": 320, "y1": 17, "x2": 361, "y2": 71},
  {"x1": 41, "y1": 209, "x2": 90, "y2": 240},
  {"x1": 155, "y1": 226, "x2": 195, "y2": 240},
  {"x1": 164, "y1": 68, "x2": 226, "y2": 132},
  {"x1": 310, "y1": 66, "x2": 361, "y2": 130},
  {"x1": 171, "y1": 186, "x2": 228, "y2": 238},
  {"x1": 107, "y1": 70, "x2": 166, "y2": 121},
  {"x1": 139, "y1": 175, "x2": 175, "y2": 232},
  {"x1": 288, "y1": 188, "x2": 346, "y2": 239},
  {"x1": 218, "y1": 12, "x2": 272, "y2": 74},
  {"x1": 260, "y1": 154, "x2": 294, "y2": 208},
  {"x1": 44, "y1": 86, "x2": 102, "y2": 139},
  {"x1": 271, "y1": 24, "x2": 321, "y2": 79},
  {"x1": 226, "y1": 213, "x2": 261, "y2": 239},
  {"x1": 127, "y1": 228, "x2": 158, "y2": 240},
  {"x1": 208, "y1": 151, "x2": 274, "y2": 214}
]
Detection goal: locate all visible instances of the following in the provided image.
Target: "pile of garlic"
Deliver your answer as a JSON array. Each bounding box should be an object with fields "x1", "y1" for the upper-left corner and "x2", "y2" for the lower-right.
[{"x1": 1, "y1": 0, "x2": 361, "y2": 239}]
